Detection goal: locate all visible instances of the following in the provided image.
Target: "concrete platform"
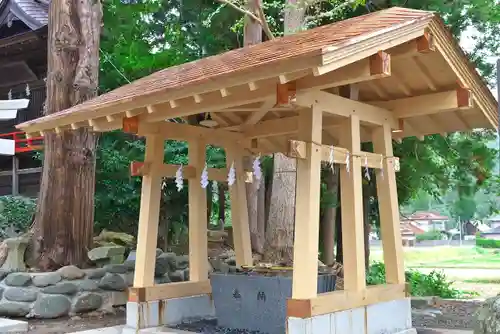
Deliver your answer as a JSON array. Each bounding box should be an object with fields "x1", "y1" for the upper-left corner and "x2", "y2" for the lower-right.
[{"x1": 0, "y1": 318, "x2": 28, "y2": 333}]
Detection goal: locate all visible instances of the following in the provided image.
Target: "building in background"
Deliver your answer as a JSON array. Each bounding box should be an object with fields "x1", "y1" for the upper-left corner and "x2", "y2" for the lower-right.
[
  {"x1": 400, "y1": 211, "x2": 449, "y2": 233},
  {"x1": 0, "y1": 0, "x2": 48, "y2": 197}
]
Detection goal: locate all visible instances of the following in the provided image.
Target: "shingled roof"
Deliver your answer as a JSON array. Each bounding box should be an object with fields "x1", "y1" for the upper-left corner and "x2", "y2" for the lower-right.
[
  {"x1": 16, "y1": 7, "x2": 499, "y2": 139},
  {"x1": 0, "y1": 0, "x2": 48, "y2": 30}
]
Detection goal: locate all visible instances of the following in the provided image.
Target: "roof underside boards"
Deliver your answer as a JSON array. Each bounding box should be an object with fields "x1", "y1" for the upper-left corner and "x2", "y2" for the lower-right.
[{"x1": 16, "y1": 7, "x2": 498, "y2": 148}]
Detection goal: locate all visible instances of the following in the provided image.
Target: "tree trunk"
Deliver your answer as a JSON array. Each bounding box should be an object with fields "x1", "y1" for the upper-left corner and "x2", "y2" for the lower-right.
[
  {"x1": 263, "y1": 0, "x2": 307, "y2": 265},
  {"x1": 321, "y1": 166, "x2": 339, "y2": 266},
  {"x1": 243, "y1": 1, "x2": 265, "y2": 255},
  {"x1": 207, "y1": 181, "x2": 213, "y2": 227},
  {"x1": 218, "y1": 182, "x2": 226, "y2": 230},
  {"x1": 362, "y1": 177, "x2": 371, "y2": 272},
  {"x1": 33, "y1": 0, "x2": 102, "y2": 270},
  {"x1": 335, "y1": 180, "x2": 343, "y2": 263}
]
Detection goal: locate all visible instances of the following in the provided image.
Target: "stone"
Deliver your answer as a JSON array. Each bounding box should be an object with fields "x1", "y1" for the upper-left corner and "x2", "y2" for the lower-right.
[
  {"x1": 155, "y1": 276, "x2": 171, "y2": 284},
  {"x1": 72, "y1": 293, "x2": 103, "y2": 313},
  {"x1": 42, "y1": 282, "x2": 78, "y2": 295},
  {"x1": 98, "y1": 273, "x2": 127, "y2": 291},
  {"x1": 4, "y1": 288, "x2": 38, "y2": 302},
  {"x1": 219, "y1": 262, "x2": 231, "y2": 274},
  {"x1": 0, "y1": 302, "x2": 31, "y2": 317},
  {"x1": 123, "y1": 260, "x2": 135, "y2": 271},
  {"x1": 57, "y1": 265, "x2": 85, "y2": 280},
  {"x1": 76, "y1": 279, "x2": 99, "y2": 292},
  {"x1": 0, "y1": 318, "x2": 28, "y2": 332},
  {"x1": 169, "y1": 270, "x2": 184, "y2": 282},
  {"x1": 86, "y1": 268, "x2": 106, "y2": 279},
  {"x1": 0, "y1": 286, "x2": 4, "y2": 299},
  {"x1": 93, "y1": 230, "x2": 135, "y2": 248},
  {"x1": 154, "y1": 253, "x2": 175, "y2": 277},
  {"x1": 225, "y1": 256, "x2": 236, "y2": 266},
  {"x1": 32, "y1": 272, "x2": 62, "y2": 287},
  {"x1": 475, "y1": 295, "x2": 500, "y2": 334},
  {"x1": 124, "y1": 272, "x2": 134, "y2": 286},
  {"x1": 32, "y1": 295, "x2": 71, "y2": 318},
  {"x1": 4, "y1": 272, "x2": 31, "y2": 286},
  {"x1": 156, "y1": 248, "x2": 163, "y2": 257},
  {"x1": 183, "y1": 268, "x2": 189, "y2": 281},
  {"x1": 1, "y1": 235, "x2": 30, "y2": 271},
  {"x1": 0, "y1": 269, "x2": 10, "y2": 280},
  {"x1": 88, "y1": 246, "x2": 126, "y2": 267},
  {"x1": 176, "y1": 255, "x2": 189, "y2": 270},
  {"x1": 103, "y1": 264, "x2": 128, "y2": 274}
]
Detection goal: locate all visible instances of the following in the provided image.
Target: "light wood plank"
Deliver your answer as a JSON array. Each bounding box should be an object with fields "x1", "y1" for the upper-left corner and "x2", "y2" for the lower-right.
[
  {"x1": 133, "y1": 135, "x2": 165, "y2": 287},
  {"x1": 291, "y1": 105, "x2": 323, "y2": 299},
  {"x1": 372, "y1": 124, "x2": 405, "y2": 284},
  {"x1": 226, "y1": 149, "x2": 253, "y2": 267},
  {"x1": 188, "y1": 140, "x2": 209, "y2": 281},
  {"x1": 339, "y1": 115, "x2": 366, "y2": 292}
]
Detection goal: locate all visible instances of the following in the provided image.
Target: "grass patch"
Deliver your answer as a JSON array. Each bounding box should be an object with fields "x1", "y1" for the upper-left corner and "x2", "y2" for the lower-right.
[
  {"x1": 462, "y1": 278, "x2": 500, "y2": 284},
  {"x1": 371, "y1": 246, "x2": 500, "y2": 268}
]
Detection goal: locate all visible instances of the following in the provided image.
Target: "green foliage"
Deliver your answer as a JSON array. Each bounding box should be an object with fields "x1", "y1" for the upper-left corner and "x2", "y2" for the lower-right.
[
  {"x1": 0, "y1": 196, "x2": 36, "y2": 237},
  {"x1": 416, "y1": 231, "x2": 444, "y2": 241},
  {"x1": 476, "y1": 237, "x2": 500, "y2": 249},
  {"x1": 367, "y1": 262, "x2": 472, "y2": 299}
]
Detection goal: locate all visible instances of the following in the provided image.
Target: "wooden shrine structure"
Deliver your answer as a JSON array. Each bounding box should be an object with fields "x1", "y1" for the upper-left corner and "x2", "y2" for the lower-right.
[
  {"x1": 0, "y1": 0, "x2": 48, "y2": 196},
  {"x1": 17, "y1": 7, "x2": 498, "y2": 332}
]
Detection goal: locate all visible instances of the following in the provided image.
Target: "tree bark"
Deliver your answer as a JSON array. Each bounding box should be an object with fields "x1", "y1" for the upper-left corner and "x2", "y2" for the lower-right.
[
  {"x1": 335, "y1": 180, "x2": 343, "y2": 263},
  {"x1": 33, "y1": 0, "x2": 102, "y2": 270},
  {"x1": 321, "y1": 166, "x2": 339, "y2": 266},
  {"x1": 243, "y1": 1, "x2": 266, "y2": 255},
  {"x1": 218, "y1": 182, "x2": 226, "y2": 230},
  {"x1": 207, "y1": 181, "x2": 213, "y2": 227},
  {"x1": 362, "y1": 177, "x2": 372, "y2": 272},
  {"x1": 263, "y1": 0, "x2": 308, "y2": 265}
]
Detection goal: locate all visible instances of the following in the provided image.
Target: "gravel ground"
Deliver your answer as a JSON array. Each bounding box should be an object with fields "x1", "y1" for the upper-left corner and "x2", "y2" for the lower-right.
[
  {"x1": 27, "y1": 308, "x2": 126, "y2": 333},
  {"x1": 173, "y1": 319, "x2": 265, "y2": 334}
]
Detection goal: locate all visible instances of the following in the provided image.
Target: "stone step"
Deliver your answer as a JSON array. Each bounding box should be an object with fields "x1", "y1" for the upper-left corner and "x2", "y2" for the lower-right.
[{"x1": 0, "y1": 318, "x2": 28, "y2": 333}]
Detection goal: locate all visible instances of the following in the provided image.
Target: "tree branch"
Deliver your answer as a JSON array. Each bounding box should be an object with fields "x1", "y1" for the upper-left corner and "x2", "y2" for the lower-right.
[
  {"x1": 255, "y1": 0, "x2": 275, "y2": 39},
  {"x1": 216, "y1": 0, "x2": 275, "y2": 40}
]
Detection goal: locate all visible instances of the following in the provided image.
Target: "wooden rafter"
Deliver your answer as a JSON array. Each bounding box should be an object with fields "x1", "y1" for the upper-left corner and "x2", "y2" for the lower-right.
[{"x1": 368, "y1": 88, "x2": 473, "y2": 118}]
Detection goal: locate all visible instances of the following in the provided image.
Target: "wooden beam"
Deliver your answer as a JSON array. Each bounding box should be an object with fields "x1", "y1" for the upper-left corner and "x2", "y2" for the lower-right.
[
  {"x1": 296, "y1": 55, "x2": 390, "y2": 92},
  {"x1": 287, "y1": 140, "x2": 392, "y2": 170},
  {"x1": 388, "y1": 32, "x2": 435, "y2": 59},
  {"x1": 243, "y1": 100, "x2": 275, "y2": 125},
  {"x1": 296, "y1": 91, "x2": 398, "y2": 129},
  {"x1": 128, "y1": 281, "x2": 212, "y2": 302},
  {"x1": 287, "y1": 284, "x2": 408, "y2": 318},
  {"x1": 226, "y1": 148, "x2": 253, "y2": 267},
  {"x1": 135, "y1": 121, "x2": 248, "y2": 149},
  {"x1": 242, "y1": 116, "x2": 339, "y2": 139},
  {"x1": 339, "y1": 115, "x2": 366, "y2": 292},
  {"x1": 292, "y1": 105, "x2": 323, "y2": 299},
  {"x1": 368, "y1": 88, "x2": 473, "y2": 118},
  {"x1": 188, "y1": 140, "x2": 209, "y2": 281},
  {"x1": 144, "y1": 81, "x2": 278, "y2": 123},
  {"x1": 130, "y1": 162, "x2": 229, "y2": 182},
  {"x1": 133, "y1": 135, "x2": 164, "y2": 287},
  {"x1": 372, "y1": 124, "x2": 405, "y2": 284}
]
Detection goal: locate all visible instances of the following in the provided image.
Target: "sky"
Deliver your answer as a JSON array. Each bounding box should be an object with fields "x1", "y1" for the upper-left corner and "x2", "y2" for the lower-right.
[{"x1": 461, "y1": 27, "x2": 499, "y2": 100}]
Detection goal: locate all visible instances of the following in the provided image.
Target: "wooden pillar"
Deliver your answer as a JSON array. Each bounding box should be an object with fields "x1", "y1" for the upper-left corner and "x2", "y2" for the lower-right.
[
  {"x1": 339, "y1": 115, "x2": 366, "y2": 291},
  {"x1": 12, "y1": 156, "x2": 18, "y2": 196},
  {"x1": 133, "y1": 135, "x2": 164, "y2": 287},
  {"x1": 188, "y1": 140, "x2": 209, "y2": 281},
  {"x1": 226, "y1": 148, "x2": 252, "y2": 267},
  {"x1": 291, "y1": 106, "x2": 322, "y2": 299},
  {"x1": 372, "y1": 123, "x2": 405, "y2": 284}
]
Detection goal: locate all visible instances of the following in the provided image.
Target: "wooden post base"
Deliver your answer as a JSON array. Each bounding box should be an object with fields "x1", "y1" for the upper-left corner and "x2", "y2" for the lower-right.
[
  {"x1": 287, "y1": 293, "x2": 413, "y2": 334},
  {"x1": 126, "y1": 293, "x2": 214, "y2": 329}
]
